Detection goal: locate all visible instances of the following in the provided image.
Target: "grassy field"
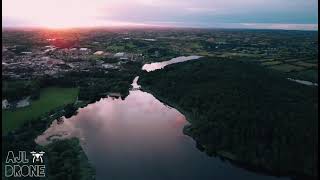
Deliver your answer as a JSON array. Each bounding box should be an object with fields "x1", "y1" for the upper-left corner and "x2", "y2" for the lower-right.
[
  {"x1": 290, "y1": 69, "x2": 318, "y2": 83},
  {"x1": 293, "y1": 61, "x2": 318, "y2": 68},
  {"x1": 269, "y1": 64, "x2": 305, "y2": 72},
  {"x1": 2, "y1": 87, "x2": 78, "y2": 133},
  {"x1": 106, "y1": 45, "x2": 125, "y2": 52},
  {"x1": 261, "y1": 60, "x2": 282, "y2": 66}
]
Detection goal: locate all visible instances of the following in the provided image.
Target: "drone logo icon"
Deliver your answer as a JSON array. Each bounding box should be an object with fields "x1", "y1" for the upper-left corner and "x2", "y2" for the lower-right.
[{"x1": 30, "y1": 151, "x2": 45, "y2": 163}]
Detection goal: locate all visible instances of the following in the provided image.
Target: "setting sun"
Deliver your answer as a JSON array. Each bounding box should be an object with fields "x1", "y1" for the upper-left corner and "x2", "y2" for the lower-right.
[{"x1": 3, "y1": 0, "x2": 106, "y2": 28}]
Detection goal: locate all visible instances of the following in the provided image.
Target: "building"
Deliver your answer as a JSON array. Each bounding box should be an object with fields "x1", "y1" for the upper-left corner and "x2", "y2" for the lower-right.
[
  {"x1": 114, "y1": 52, "x2": 125, "y2": 57},
  {"x1": 80, "y1": 48, "x2": 88, "y2": 51},
  {"x1": 79, "y1": 47, "x2": 91, "y2": 55},
  {"x1": 120, "y1": 57, "x2": 129, "y2": 60},
  {"x1": 2, "y1": 99, "x2": 9, "y2": 109},
  {"x1": 94, "y1": 51, "x2": 104, "y2": 55}
]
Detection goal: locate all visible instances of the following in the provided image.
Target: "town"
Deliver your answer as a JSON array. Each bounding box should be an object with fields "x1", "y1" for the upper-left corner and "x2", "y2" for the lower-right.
[
  {"x1": 2, "y1": 42, "x2": 142, "y2": 80},
  {"x1": 2, "y1": 28, "x2": 318, "y2": 180},
  {"x1": 2, "y1": 28, "x2": 317, "y2": 82}
]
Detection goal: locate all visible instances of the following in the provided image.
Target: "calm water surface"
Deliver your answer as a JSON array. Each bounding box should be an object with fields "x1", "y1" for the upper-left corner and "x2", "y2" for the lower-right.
[
  {"x1": 36, "y1": 57, "x2": 290, "y2": 180},
  {"x1": 287, "y1": 78, "x2": 318, "y2": 86},
  {"x1": 142, "y1": 55, "x2": 202, "y2": 72}
]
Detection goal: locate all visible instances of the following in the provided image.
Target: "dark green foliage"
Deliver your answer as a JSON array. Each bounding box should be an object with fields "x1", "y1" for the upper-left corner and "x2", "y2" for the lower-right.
[
  {"x1": 43, "y1": 139, "x2": 95, "y2": 180},
  {"x1": 140, "y1": 57, "x2": 318, "y2": 179},
  {"x1": 34, "y1": 61, "x2": 142, "y2": 101},
  {"x1": 2, "y1": 105, "x2": 95, "y2": 180},
  {"x1": 64, "y1": 104, "x2": 78, "y2": 118},
  {"x1": 75, "y1": 62, "x2": 142, "y2": 100},
  {"x1": 2, "y1": 80, "x2": 41, "y2": 101},
  {"x1": 101, "y1": 57, "x2": 118, "y2": 64}
]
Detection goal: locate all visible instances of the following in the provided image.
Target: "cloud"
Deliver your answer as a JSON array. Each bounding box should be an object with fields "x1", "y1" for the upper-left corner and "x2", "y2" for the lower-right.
[
  {"x1": 238, "y1": 23, "x2": 318, "y2": 30},
  {"x1": 2, "y1": 0, "x2": 318, "y2": 30}
]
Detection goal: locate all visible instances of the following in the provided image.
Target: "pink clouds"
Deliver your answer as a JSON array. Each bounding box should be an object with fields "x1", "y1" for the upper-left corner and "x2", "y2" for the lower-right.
[{"x1": 2, "y1": 0, "x2": 318, "y2": 30}]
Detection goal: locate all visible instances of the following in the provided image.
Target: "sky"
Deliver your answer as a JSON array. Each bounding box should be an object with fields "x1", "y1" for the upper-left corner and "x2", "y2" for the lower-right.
[{"x1": 2, "y1": 0, "x2": 318, "y2": 30}]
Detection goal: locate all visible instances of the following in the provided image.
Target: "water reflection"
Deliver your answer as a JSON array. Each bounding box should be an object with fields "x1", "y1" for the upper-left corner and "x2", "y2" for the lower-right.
[
  {"x1": 36, "y1": 88, "x2": 288, "y2": 180},
  {"x1": 287, "y1": 78, "x2": 318, "y2": 86},
  {"x1": 142, "y1": 56, "x2": 202, "y2": 72},
  {"x1": 131, "y1": 76, "x2": 141, "y2": 89}
]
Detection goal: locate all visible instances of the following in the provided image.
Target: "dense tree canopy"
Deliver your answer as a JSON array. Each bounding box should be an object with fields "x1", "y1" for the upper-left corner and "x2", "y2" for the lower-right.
[{"x1": 140, "y1": 57, "x2": 318, "y2": 179}]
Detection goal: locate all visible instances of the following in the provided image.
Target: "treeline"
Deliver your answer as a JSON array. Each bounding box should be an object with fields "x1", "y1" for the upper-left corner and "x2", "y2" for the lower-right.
[
  {"x1": 139, "y1": 57, "x2": 318, "y2": 179},
  {"x1": 1, "y1": 60, "x2": 143, "y2": 180},
  {"x1": 2, "y1": 80, "x2": 41, "y2": 101},
  {"x1": 2, "y1": 112, "x2": 94, "y2": 180},
  {"x1": 3, "y1": 61, "x2": 142, "y2": 102}
]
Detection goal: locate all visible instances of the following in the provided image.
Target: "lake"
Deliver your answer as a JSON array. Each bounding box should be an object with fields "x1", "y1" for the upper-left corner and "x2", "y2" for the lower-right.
[
  {"x1": 287, "y1": 78, "x2": 318, "y2": 86},
  {"x1": 142, "y1": 55, "x2": 202, "y2": 72},
  {"x1": 36, "y1": 56, "x2": 290, "y2": 180}
]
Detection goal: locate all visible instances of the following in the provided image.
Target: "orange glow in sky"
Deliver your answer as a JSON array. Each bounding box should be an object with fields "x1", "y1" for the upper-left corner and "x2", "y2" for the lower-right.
[
  {"x1": 3, "y1": 0, "x2": 108, "y2": 28},
  {"x1": 2, "y1": 0, "x2": 318, "y2": 30}
]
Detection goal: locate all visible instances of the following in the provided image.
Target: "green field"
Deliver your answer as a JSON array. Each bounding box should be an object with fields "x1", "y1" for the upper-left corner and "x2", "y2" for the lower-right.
[
  {"x1": 261, "y1": 60, "x2": 282, "y2": 66},
  {"x1": 2, "y1": 87, "x2": 78, "y2": 133},
  {"x1": 106, "y1": 45, "x2": 125, "y2": 51},
  {"x1": 293, "y1": 61, "x2": 318, "y2": 68},
  {"x1": 269, "y1": 64, "x2": 305, "y2": 72}
]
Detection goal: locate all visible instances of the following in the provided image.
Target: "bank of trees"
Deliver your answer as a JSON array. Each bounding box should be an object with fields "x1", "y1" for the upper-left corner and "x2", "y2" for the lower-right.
[
  {"x1": 140, "y1": 57, "x2": 318, "y2": 179},
  {"x1": 2, "y1": 103, "x2": 94, "y2": 180},
  {"x1": 2, "y1": 80, "x2": 41, "y2": 101},
  {"x1": 3, "y1": 61, "x2": 142, "y2": 103}
]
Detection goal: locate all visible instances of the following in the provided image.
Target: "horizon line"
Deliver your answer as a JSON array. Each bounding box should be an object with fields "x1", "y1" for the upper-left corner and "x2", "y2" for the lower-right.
[{"x1": 2, "y1": 24, "x2": 319, "y2": 31}]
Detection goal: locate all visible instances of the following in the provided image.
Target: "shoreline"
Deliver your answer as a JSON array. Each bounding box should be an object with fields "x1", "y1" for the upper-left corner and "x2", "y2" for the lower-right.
[{"x1": 139, "y1": 82, "x2": 315, "y2": 180}]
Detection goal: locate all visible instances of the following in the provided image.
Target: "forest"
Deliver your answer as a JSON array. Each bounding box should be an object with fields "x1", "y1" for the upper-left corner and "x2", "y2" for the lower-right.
[
  {"x1": 139, "y1": 57, "x2": 318, "y2": 180},
  {"x1": 2, "y1": 107, "x2": 94, "y2": 180}
]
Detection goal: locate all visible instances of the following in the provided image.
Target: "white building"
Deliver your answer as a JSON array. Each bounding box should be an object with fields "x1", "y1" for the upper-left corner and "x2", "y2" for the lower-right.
[
  {"x1": 114, "y1": 52, "x2": 125, "y2": 57},
  {"x1": 102, "y1": 63, "x2": 118, "y2": 69},
  {"x1": 2, "y1": 99, "x2": 9, "y2": 109},
  {"x1": 80, "y1": 48, "x2": 88, "y2": 51},
  {"x1": 94, "y1": 51, "x2": 104, "y2": 55}
]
